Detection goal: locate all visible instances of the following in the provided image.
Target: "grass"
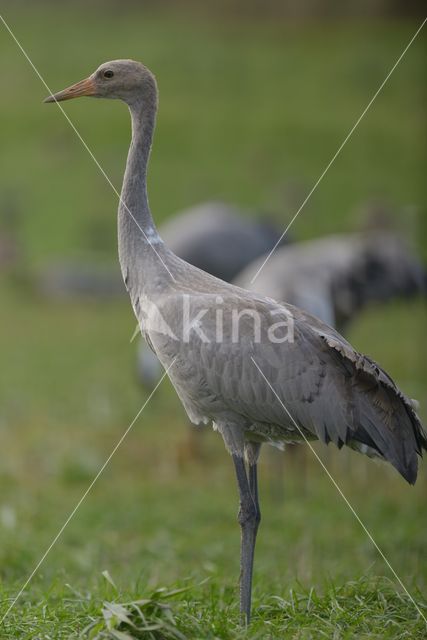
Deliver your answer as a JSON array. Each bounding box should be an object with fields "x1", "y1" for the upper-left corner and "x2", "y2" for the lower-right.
[
  {"x1": 3, "y1": 575, "x2": 426, "y2": 639},
  {"x1": 0, "y1": 3, "x2": 426, "y2": 638}
]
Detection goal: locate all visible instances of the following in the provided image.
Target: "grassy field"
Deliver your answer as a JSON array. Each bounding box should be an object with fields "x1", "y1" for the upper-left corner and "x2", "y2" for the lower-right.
[{"x1": 0, "y1": 4, "x2": 426, "y2": 638}]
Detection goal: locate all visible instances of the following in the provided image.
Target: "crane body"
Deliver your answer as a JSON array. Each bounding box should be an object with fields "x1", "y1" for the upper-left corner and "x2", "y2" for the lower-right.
[{"x1": 234, "y1": 232, "x2": 426, "y2": 331}]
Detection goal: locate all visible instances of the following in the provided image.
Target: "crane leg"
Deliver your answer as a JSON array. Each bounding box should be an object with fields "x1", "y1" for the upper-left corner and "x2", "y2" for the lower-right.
[{"x1": 232, "y1": 452, "x2": 261, "y2": 625}]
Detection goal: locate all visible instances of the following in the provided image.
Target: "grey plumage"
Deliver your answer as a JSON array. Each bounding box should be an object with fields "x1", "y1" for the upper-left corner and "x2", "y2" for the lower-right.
[
  {"x1": 234, "y1": 232, "x2": 427, "y2": 331},
  {"x1": 160, "y1": 201, "x2": 287, "y2": 282},
  {"x1": 46, "y1": 59, "x2": 426, "y2": 624},
  {"x1": 137, "y1": 201, "x2": 288, "y2": 389}
]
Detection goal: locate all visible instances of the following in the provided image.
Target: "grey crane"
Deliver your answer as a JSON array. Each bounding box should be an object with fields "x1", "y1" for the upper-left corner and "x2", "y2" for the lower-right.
[
  {"x1": 234, "y1": 232, "x2": 427, "y2": 332},
  {"x1": 45, "y1": 60, "x2": 427, "y2": 625},
  {"x1": 160, "y1": 201, "x2": 287, "y2": 282}
]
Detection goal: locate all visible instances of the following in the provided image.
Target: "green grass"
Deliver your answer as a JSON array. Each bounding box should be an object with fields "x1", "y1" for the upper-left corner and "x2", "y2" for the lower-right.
[
  {"x1": 0, "y1": 3, "x2": 426, "y2": 638},
  {"x1": 2, "y1": 575, "x2": 426, "y2": 639}
]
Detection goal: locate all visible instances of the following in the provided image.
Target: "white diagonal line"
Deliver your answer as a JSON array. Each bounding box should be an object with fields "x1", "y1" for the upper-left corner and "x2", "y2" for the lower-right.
[
  {"x1": 250, "y1": 17, "x2": 427, "y2": 285},
  {"x1": 0, "y1": 359, "x2": 176, "y2": 625},
  {"x1": 0, "y1": 13, "x2": 176, "y2": 283},
  {"x1": 250, "y1": 356, "x2": 427, "y2": 626},
  {"x1": 130, "y1": 322, "x2": 141, "y2": 343}
]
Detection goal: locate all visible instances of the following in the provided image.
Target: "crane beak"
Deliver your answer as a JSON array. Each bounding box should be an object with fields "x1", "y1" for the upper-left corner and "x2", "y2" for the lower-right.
[{"x1": 44, "y1": 77, "x2": 96, "y2": 103}]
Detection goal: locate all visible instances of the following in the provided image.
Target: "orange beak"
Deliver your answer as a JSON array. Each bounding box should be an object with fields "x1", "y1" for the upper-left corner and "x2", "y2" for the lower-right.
[{"x1": 44, "y1": 77, "x2": 96, "y2": 103}]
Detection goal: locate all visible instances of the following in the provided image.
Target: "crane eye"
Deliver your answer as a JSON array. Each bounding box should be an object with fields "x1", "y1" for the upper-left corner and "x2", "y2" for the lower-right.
[{"x1": 103, "y1": 69, "x2": 114, "y2": 79}]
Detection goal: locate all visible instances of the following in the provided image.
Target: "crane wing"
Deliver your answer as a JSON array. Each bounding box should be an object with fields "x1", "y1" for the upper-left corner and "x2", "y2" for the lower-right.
[{"x1": 147, "y1": 291, "x2": 426, "y2": 483}]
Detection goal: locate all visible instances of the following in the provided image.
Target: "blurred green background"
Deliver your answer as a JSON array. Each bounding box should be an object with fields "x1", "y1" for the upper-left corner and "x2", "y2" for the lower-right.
[{"x1": 0, "y1": 2, "x2": 426, "y2": 637}]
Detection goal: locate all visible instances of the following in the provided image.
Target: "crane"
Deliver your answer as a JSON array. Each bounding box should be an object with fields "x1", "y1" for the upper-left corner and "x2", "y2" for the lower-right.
[
  {"x1": 160, "y1": 201, "x2": 287, "y2": 282},
  {"x1": 45, "y1": 60, "x2": 426, "y2": 625},
  {"x1": 234, "y1": 232, "x2": 427, "y2": 332}
]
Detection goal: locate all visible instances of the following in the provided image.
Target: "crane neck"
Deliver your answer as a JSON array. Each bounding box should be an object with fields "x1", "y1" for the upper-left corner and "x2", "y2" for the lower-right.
[{"x1": 118, "y1": 95, "x2": 164, "y2": 288}]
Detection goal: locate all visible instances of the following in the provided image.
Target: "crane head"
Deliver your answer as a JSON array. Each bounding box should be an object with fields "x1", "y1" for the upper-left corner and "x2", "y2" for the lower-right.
[{"x1": 44, "y1": 60, "x2": 157, "y2": 107}]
